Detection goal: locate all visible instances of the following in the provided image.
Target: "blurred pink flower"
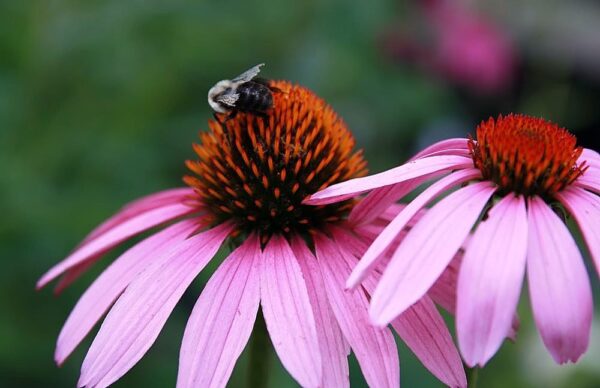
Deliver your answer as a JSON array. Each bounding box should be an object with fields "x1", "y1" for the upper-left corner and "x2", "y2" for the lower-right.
[
  {"x1": 384, "y1": 0, "x2": 517, "y2": 94},
  {"x1": 39, "y1": 82, "x2": 466, "y2": 387},
  {"x1": 307, "y1": 114, "x2": 599, "y2": 366}
]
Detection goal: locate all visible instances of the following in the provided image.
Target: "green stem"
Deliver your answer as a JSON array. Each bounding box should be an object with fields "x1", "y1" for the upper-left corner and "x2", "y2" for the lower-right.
[
  {"x1": 248, "y1": 312, "x2": 270, "y2": 388},
  {"x1": 468, "y1": 366, "x2": 479, "y2": 388}
]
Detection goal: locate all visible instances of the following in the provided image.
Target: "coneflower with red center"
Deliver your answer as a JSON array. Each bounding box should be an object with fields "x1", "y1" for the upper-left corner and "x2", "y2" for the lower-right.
[
  {"x1": 39, "y1": 81, "x2": 467, "y2": 387},
  {"x1": 307, "y1": 114, "x2": 599, "y2": 366}
]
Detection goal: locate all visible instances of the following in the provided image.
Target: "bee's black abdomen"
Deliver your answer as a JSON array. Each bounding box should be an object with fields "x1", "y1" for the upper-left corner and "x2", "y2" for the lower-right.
[{"x1": 235, "y1": 81, "x2": 273, "y2": 114}]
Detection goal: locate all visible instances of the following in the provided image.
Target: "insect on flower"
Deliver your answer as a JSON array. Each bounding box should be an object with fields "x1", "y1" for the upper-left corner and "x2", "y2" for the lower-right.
[
  {"x1": 39, "y1": 79, "x2": 468, "y2": 388},
  {"x1": 208, "y1": 63, "x2": 278, "y2": 121}
]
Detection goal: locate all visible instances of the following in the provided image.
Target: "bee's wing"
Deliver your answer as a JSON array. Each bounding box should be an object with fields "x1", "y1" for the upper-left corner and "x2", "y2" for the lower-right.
[
  {"x1": 231, "y1": 63, "x2": 265, "y2": 83},
  {"x1": 216, "y1": 92, "x2": 239, "y2": 107}
]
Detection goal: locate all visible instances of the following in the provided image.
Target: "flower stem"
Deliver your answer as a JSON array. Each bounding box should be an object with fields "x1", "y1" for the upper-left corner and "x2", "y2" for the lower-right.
[
  {"x1": 468, "y1": 366, "x2": 479, "y2": 388},
  {"x1": 248, "y1": 312, "x2": 270, "y2": 388}
]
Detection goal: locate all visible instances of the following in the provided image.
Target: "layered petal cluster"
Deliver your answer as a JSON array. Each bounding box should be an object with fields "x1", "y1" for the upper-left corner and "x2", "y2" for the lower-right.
[
  {"x1": 39, "y1": 191, "x2": 466, "y2": 388},
  {"x1": 308, "y1": 115, "x2": 600, "y2": 366},
  {"x1": 40, "y1": 80, "x2": 467, "y2": 387}
]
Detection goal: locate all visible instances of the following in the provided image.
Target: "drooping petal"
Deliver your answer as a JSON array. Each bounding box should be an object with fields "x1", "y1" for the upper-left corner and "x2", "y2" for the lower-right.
[
  {"x1": 55, "y1": 219, "x2": 198, "y2": 365},
  {"x1": 527, "y1": 196, "x2": 593, "y2": 364},
  {"x1": 427, "y1": 254, "x2": 461, "y2": 315},
  {"x1": 260, "y1": 235, "x2": 322, "y2": 387},
  {"x1": 315, "y1": 234, "x2": 399, "y2": 388},
  {"x1": 457, "y1": 194, "x2": 528, "y2": 367},
  {"x1": 78, "y1": 222, "x2": 232, "y2": 388},
  {"x1": 83, "y1": 188, "x2": 196, "y2": 243},
  {"x1": 347, "y1": 168, "x2": 481, "y2": 289},
  {"x1": 391, "y1": 297, "x2": 466, "y2": 388},
  {"x1": 292, "y1": 236, "x2": 350, "y2": 388},
  {"x1": 331, "y1": 229, "x2": 466, "y2": 388},
  {"x1": 574, "y1": 166, "x2": 600, "y2": 195},
  {"x1": 410, "y1": 138, "x2": 470, "y2": 160},
  {"x1": 370, "y1": 181, "x2": 496, "y2": 326},
  {"x1": 305, "y1": 155, "x2": 474, "y2": 205},
  {"x1": 349, "y1": 174, "x2": 435, "y2": 226},
  {"x1": 38, "y1": 203, "x2": 196, "y2": 289},
  {"x1": 556, "y1": 186, "x2": 600, "y2": 276},
  {"x1": 177, "y1": 235, "x2": 261, "y2": 388}
]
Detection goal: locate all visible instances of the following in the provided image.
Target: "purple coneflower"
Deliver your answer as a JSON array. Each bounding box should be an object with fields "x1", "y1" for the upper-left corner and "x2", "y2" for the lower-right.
[
  {"x1": 307, "y1": 114, "x2": 599, "y2": 366},
  {"x1": 39, "y1": 81, "x2": 466, "y2": 387}
]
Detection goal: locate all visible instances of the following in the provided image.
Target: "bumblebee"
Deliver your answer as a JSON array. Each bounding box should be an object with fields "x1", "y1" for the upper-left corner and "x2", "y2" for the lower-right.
[{"x1": 208, "y1": 63, "x2": 275, "y2": 120}]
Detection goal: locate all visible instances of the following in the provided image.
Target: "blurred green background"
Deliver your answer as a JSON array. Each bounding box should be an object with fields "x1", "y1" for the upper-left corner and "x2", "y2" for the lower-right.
[{"x1": 1, "y1": 0, "x2": 599, "y2": 387}]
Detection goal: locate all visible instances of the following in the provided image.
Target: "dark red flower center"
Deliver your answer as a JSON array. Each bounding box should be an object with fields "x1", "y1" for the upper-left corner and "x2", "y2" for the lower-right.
[{"x1": 469, "y1": 114, "x2": 587, "y2": 197}]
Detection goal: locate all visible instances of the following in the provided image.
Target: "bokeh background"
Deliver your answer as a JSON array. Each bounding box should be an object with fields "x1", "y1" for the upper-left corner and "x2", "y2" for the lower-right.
[{"x1": 1, "y1": 0, "x2": 599, "y2": 387}]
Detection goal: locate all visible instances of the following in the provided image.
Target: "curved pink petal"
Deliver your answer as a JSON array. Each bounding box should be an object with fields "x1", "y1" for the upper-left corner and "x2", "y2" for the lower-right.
[
  {"x1": 349, "y1": 174, "x2": 435, "y2": 226},
  {"x1": 305, "y1": 155, "x2": 474, "y2": 205},
  {"x1": 391, "y1": 297, "x2": 466, "y2": 388},
  {"x1": 315, "y1": 234, "x2": 399, "y2": 388},
  {"x1": 348, "y1": 169, "x2": 481, "y2": 289},
  {"x1": 370, "y1": 181, "x2": 496, "y2": 326},
  {"x1": 260, "y1": 235, "x2": 322, "y2": 387},
  {"x1": 54, "y1": 259, "x2": 99, "y2": 295},
  {"x1": 78, "y1": 222, "x2": 232, "y2": 388},
  {"x1": 83, "y1": 188, "x2": 196, "y2": 244},
  {"x1": 410, "y1": 138, "x2": 469, "y2": 160},
  {"x1": 574, "y1": 167, "x2": 600, "y2": 195},
  {"x1": 38, "y1": 203, "x2": 196, "y2": 289},
  {"x1": 292, "y1": 237, "x2": 350, "y2": 388},
  {"x1": 527, "y1": 196, "x2": 593, "y2": 364},
  {"x1": 427, "y1": 254, "x2": 461, "y2": 315},
  {"x1": 55, "y1": 219, "x2": 198, "y2": 365},
  {"x1": 579, "y1": 148, "x2": 600, "y2": 165},
  {"x1": 177, "y1": 235, "x2": 261, "y2": 388},
  {"x1": 556, "y1": 186, "x2": 600, "y2": 276},
  {"x1": 457, "y1": 194, "x2": 528, "y2": 367}
]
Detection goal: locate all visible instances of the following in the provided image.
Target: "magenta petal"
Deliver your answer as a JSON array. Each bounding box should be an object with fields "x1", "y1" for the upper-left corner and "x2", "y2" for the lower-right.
[
  {"x1": 55, "y1": 219, "x2": 197, "y2": 365},
  {"x1": 349, "y1": 175, "x2": 435, "y2": 226},
  {"x1": 260, "y1": 235, "x2": 322, "y2": 387},
  {"x1": 457, "y1": 194, "x2": 528, "y2": 367},
  {"x1": 527, "y1": 196, "x2": 593, "y2": 364},
  {"x1": 347, "y1": 168, "x2": 481, "y2": 289},
  {"x1": 315, "y1": 234, "x2": 399, "y2": 388},
  {"x1": 370, "y1": 181, "x2": 496, "y2": 326},
  {"x1": 305, "y1": 155, "x2": 474, "y2": 205},
  {"x1": 38, "y1": 203, "x2": 195, "y2": 289},
  {"x1": 292, "y1": 236, "x2": 350, "y2": 388},
  {"x1": 78, "y1": 222, "x2": 232, "y2": 388},
  {"x1": 83, "y1": 188, "x2": 195, "y2": 243},
  {"x1": 177, "y1": 235, "x2": 261, "y2": 388},
  {"x1": 410, "y1": 138, "x2": 470, "y2": 160},
  {"x1": 427, "y1": 254, "x2": 461, "y2": 315},
  {"x1": 556, "y1": 186, "x2": 600, "y2": 276},
  {"x1": 392, "y1": 297, "x2": 466, "y2": 388}
]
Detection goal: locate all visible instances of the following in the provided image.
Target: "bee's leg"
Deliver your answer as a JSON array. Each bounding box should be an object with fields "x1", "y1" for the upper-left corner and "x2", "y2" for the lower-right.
[{"x1": 224, "y1": 110, "x2": 238, "y2": 122}]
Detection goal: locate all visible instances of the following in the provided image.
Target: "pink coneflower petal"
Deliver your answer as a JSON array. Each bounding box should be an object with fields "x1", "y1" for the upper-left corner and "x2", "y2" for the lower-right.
[
  {"x1": 37, "y1": 203, "x2": 196, "y2": 289},
  {"x1": 292, "y1": 236, "x2": 350, "y2": 388},
  {"x1": 83, "y1": 188, "x2": 196, "y2": 243},
  {"x1": 456, "y1": 194, "x2": 528, "y2": 367},
  {"x1": 427, "y1": 255, "x2": 461, "y2": 315},
  {"x1": 526, "y1": 196, "x2": 593, "y2": 364},
  {"x1": 410, "y1": 138, "x2": 469, "y2": 160},
  {"x1": 305, "y1": 155, "x2": 474, "y2": 205},
  {"x1": 370, "y1": 181, "x2": 496, "y2": 326},
  {"x1": 347, "y1": 168, "x2": 481, "y2": 289},
  {"x1": 556, "y1": 186, "x2": 600, "y2": 276},
  {"x1": 574, "y1": 167, "x2": 600, "y2": 194},
  {"x1": 177, "y1": 235, "x2": 261, "y2": 388},
  {"x1": 55, "y1": 219, "x2": 198, "y2": 365},
  {"x1": 331, "y1": 229, "x2": 466, "y2": 388},
  {"x1": 349, "y1": 174, "x2": 436, "y2": 226},
  {"x1": 78, "y1": 222, "x2": 232, "y2": 388},
  {"x1": 391, "y1": 297, "x2": 467, "y2": 388},
  {"x1": 315, "y1": 234, "x2": 399, "y2": 388},
  {"x1": 259, "y1": 235, "x2": 322, "y2": 387}
]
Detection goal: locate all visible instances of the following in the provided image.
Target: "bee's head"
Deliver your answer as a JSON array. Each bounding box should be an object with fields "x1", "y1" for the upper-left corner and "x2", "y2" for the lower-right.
[{"x1": 208, "y1": 80, "x2": 235, "y2": 113}]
